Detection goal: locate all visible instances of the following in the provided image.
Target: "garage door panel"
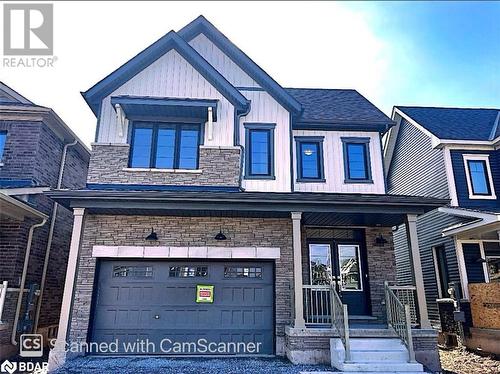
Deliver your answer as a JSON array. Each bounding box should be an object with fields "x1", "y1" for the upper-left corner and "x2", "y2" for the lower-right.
[{"x1": 92, "y1": 260, "x2": 274, "y2": 355}]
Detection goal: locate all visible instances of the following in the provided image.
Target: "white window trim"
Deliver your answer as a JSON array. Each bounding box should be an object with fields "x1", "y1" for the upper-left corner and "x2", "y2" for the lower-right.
[{"x1": 462, "y1": 154, "x2": 497, "y2": 200}]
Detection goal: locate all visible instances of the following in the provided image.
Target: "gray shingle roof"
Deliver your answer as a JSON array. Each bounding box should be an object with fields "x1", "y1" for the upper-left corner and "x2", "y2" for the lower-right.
[
  {"x1": 286, "y1": 88, "x2": 393, "y2": 126},
  {"x1": 397, "y1": 106, "x2": 500, "y2": 141}
]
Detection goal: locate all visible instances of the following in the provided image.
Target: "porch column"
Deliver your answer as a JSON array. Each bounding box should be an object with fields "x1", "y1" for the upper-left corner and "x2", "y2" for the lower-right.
[
  {"x1": 292, "y1": 211, "x2": 306, "y2": 328},
  {"x1": 48, "y1": 208, "x2": 85, "y2": 370},
  {"x1": 406, "y1": 214, "x2": 431, "y2": 328}
]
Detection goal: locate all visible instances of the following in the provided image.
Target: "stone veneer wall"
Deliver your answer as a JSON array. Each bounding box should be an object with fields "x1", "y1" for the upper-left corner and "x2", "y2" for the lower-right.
[
  {"x1": 67, "y1": 215, "x2": 293, "y2": 356},
  {"x1": 86, "y1": 144, "x2": 241, "y2": 186},
  {"x1": 300, "y1": 226, "x2": 396, "y2": 321}
]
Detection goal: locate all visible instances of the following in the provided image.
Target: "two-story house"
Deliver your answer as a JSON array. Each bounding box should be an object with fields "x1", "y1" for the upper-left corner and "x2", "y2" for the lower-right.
[
  {"x1": 47, "y1": 16, "x2": 446, "y2": 372},
  {"x1": 385, "y1": 106, "x2": 500, "y2": 354},
  {"x1": 0, "y1": 82, "x2": 90, "y2": 359}
]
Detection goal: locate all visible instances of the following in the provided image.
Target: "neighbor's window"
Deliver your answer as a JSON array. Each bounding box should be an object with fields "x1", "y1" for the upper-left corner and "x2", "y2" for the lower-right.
[
  {"x1": 129, "y1": 122, "x2": 200, "y2": 169},
  {"x1": 245, "y1": 124, "x2": 275, "y2": 179},
  {"x1": 466, "y1": 159, "x2": 492, "y2": 196},
  {"x1": 296, "y1": 137, "x2": 324, "y2": 181},
  {"x1": 342, "y1": 138, "x2": 372, "y2": 182},
  {"x1": 309, "y1": 244, "x2": 332, "y2": 285},
  {"x1": 486, "y1": 257, "x2": 500, "y2": 283},
  {"x1": 0, "y1": 131, "x2": 6, "y2": 160}
]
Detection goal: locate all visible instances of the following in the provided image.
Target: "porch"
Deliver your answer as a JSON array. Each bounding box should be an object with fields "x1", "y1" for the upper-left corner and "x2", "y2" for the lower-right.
[{"x1": 287, "y1": 211, "x2": 440, "y2": 372}]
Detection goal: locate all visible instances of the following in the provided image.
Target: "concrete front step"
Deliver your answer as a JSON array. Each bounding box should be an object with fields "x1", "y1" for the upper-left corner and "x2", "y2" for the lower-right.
[
  {"x1": 347, "y1": 338, "x2": 408, "y2": 351},
  {"x1": 349, "y1": 349, "x2": 409, "y2": 362},
  {"x1": 339, "y1": 362, "x2": 424, "y2": 372}
]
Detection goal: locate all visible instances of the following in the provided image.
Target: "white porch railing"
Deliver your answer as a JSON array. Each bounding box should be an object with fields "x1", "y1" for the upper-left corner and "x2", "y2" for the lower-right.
[
  {"x1": 303, "y1": 285, "x2": 331, "y2": 325},
  {"x1": 384, "y1": 281, "x2": 415, "y2": 362},
  {"x1": 303, "y1": 284, "x2": 350, "y2": 361},
  {"x1": 389, "y1": 285, "x2": 418, "y2": 326}
]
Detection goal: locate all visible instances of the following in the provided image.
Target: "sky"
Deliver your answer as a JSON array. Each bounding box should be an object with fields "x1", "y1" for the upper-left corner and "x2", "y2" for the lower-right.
[{"x1": 2, "y1": 1, "x2": 499, "y2": 146}]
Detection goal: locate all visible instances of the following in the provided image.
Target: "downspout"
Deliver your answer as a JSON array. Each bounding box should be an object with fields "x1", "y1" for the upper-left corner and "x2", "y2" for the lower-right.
[
  {"x1": 34, "y1": 139, "x2": 78, "y2": 333},
  {"x1": 235, "y1": 103, "x2": 251, "y2": 191},
  {"x1": 11, "y1": 217, "x2": 47, "y2": 345}
]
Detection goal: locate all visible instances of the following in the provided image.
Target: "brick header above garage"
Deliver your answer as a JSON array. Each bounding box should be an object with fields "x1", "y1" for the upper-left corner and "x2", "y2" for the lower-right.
[{"x1": 92, "y1": 245, "x2": 280, "y2": 259}]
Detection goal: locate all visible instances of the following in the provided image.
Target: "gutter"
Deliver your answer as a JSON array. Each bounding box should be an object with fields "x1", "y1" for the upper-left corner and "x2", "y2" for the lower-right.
[
  {"x1": 11, "y1": 217, "x2": 47, "y2": 345},
  {"x1": 34, "y1": 139, "x2": 78, "y2": 333}
]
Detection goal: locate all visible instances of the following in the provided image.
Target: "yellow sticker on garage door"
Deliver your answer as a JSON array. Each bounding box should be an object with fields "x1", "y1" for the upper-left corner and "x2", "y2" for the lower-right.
[{"x1": 196, "y1": 285, "x2": 214, "y2": 303}]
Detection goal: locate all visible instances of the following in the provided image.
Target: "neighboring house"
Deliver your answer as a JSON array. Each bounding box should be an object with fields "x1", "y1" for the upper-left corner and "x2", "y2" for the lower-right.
[
  {"x1": 385, "y1": 106, "x2": 500, "y2": 353},
  {"x1": 47, "y1": 16, "x2": 446, "y2": 372},
  {"x1": 0, "y1": 83, "x2": 90, "y2": 359}
]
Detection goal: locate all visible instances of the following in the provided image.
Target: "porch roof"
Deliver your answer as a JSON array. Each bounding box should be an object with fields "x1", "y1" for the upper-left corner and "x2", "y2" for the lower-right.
[{"x1": 46, "y1": 188, "x2": 447, "y2": 226}]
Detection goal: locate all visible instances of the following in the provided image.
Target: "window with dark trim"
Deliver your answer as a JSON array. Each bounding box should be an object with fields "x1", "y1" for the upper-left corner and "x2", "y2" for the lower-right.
[
  {"x1": 0, "y1": 131, "x2": 6, "y2": 160},
  {"x1": 433, "y1": 245, "x2": 450, "y2": 297},
  {"x1": 244, "y1": 123, "x2": 275, "y2": 179},
  {"x1": 342, "y1": 138, "x2": 372, "y2": 183},
  {"x1": 295, "y1": 137, "x2": 325, "y2": 182},
  {"x1": 129, "y1": 121, "x2": 201, "y2": 169},
  {"x1": 466, "y1": 159, "x2": 492, "y2": 196}
]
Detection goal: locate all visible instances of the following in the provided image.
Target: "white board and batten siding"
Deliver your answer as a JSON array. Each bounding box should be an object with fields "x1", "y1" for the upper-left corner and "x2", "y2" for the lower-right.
[
  {"x1": 189, "y1": 34, "x2": 260, "y2": 88},
  {"x1": 97, "y1": 49, "x2": 235, "y2": 146},
  {"x1": 293, "y1": 130, "x2": 386, "y2": 194}
]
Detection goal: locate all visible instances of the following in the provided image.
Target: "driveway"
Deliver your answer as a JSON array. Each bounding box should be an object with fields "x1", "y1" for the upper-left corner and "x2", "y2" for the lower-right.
[{"x1": 52, "y1": 356, "x2": 334, "y2": 374}]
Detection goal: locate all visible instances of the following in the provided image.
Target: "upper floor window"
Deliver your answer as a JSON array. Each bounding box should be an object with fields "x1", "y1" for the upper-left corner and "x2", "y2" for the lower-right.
[
  {"x1": 342, "y1": 138, "x2": 372, "y2": 183},
  {"x1": 244, "y1": 123, "x2": 275, "y2": 179},
  {"x1": 129, "y1": 121, "x2": 201, "y2": 169},
  {"x1": 463, "y1": 154, "x2": 496, "y2": 199},
  {"x1": 0, "y1": 131, "x2": 6, "y2": 161},
  {"x1": 295, "y1": 137, "x2": 325, "y2": 182}
]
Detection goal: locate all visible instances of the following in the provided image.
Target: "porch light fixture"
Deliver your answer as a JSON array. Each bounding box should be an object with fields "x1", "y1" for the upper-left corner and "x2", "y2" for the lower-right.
[
  {"x1": 145, "y1": 228, "x2": 158, "y2": 241},
  {"x1": 374, "y1": 234, "x2": 388, "y2": 247},
  {"x1": 214, "y1": 229, "x2": 227, "y2": 241}
]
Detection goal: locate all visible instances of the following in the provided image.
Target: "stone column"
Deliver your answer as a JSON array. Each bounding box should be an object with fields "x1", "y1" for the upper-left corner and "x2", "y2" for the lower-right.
[
  {"x1": 48, "y1": 208, "x2": 85, "y2": 371},
  {"x1": 292, "y1": 212, "x2": 305, "y2": 328},
  {"x1": 406, "y1": 214, "x2": 430, "y2": 328}
]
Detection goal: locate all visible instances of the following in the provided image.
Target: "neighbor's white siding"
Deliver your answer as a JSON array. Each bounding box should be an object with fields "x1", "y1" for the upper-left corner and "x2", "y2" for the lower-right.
[
  {"x1": 240, "y1": 91, "x2": 292, "y2": 192},
  {"x1": 293, "y1": 130, "x2": 386, "y2": 194},
  {"x1": 189, "y1": 33, "x2": 260, "y2": 88},
  {"x1": 97, "y1": 49, "x2": 235, "y2": 146}
]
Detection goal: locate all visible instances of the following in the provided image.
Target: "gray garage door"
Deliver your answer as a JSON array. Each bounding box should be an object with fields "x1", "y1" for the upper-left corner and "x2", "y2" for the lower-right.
[{"x1": 91, "y1": 260, "x2": 274, "y2": 355}]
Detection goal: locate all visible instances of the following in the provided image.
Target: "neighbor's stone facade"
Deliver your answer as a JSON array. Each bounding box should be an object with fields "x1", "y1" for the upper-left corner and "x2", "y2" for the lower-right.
[
  {"x1": 67, "y1": 214, "x2": 293, "y2": 355},
  {"x1": 86, "y1": 144, "x2": 241, "y2": 186}
]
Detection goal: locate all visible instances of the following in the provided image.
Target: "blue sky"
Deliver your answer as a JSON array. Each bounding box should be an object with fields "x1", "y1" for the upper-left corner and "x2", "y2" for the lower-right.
[
  {"x1": 3, "y1": 1, "x2": 499, "y2": 145},
  {"x1": 358, "y1": 1, "x2": 500, "y2": 110}
]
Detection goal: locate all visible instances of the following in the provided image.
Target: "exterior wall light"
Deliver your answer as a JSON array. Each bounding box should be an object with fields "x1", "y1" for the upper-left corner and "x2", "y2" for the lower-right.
[
  {"x1": 214, "y1": 229, "x2": 227, "y2": 241},
  {"x1": 145, "y1": 228, "x2": 158, "y2": 241},
  {"x1": 374, "y1": 234, "x2": 388, "y2": 246}
]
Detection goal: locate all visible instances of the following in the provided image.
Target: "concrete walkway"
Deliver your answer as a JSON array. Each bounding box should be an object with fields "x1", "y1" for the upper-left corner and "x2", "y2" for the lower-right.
[{"x1": 52, "y1": 356, "x2": 333, "y2": 373}]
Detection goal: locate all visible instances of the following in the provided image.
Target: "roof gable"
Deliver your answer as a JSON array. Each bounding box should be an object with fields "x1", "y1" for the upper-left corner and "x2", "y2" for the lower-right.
[
  {"x1": 178, "y1": 16, "x2": 302, "y2": 115},
  {"x1": 0, "y1": 82, "x2": 33, "y2": 105},
  {"x1": 396, "y1": 106, "x2": 500, "y2": 141},
  {"x1": 82, "y1": 31, "x2": 249, "y2": 116}
]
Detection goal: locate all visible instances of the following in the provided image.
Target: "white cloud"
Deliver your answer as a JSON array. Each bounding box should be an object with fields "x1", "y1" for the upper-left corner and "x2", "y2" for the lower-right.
[{"x1": 1, "y1": 1, "x2": 392, "y2": 146}]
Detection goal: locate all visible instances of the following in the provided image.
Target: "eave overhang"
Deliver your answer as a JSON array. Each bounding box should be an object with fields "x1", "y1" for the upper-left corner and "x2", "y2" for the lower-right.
[
  {"x1": 47, "y1": 189, "x2": 447, "y2": 218},
  {"x1": 293, "y1": 119, "x2": 395, "y2": 133},
  {"x1": 0, "y1": 193, "x2": 48, "y2": 221},
  {"x1": 440, "y1": 207, "x2": 500, "y2": 237}
]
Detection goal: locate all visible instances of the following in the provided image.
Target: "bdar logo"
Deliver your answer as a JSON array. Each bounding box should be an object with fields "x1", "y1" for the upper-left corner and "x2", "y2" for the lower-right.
[
  {"x1": 3, "y1": 3, "x2": 53, "y2": 55},
  {"x1": 0, "y1": 360, "x2": 17, "y2": 374}
]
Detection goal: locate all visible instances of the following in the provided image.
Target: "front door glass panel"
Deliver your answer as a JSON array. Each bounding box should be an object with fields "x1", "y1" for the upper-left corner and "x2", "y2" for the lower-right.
[
  {"x1": 337, "y1": 244, "x2": 362, "y2": 291},
  {"x1": 309, "y1": 244, "x2": 332, "y2": 285}
]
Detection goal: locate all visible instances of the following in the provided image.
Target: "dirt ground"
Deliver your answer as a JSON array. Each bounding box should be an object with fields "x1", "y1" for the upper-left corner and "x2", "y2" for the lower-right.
[{"x1": 440, "y1": 347, "x2": 500, "y2": 374}]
